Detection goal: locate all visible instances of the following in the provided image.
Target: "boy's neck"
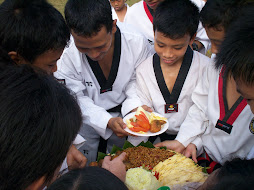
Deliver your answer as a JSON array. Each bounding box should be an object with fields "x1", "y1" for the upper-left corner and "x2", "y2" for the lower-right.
[
  {"x1": 98, "y1": 33, "x2": 115, "y2": 79},
  {"x1": 226, "y1": 73, "x2": 241, "y2": 110}
]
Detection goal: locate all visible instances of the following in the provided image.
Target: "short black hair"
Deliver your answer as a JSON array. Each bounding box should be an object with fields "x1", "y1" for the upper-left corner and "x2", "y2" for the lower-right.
[
  {"x1": 65, "y1": 0, "x2": 113, "y2": 37},
  {"x1": 153, "y1": 0, "x2": 199, "y2": 39},
  {"x1": 216, "y1": 7, "x2": 254, "y2": 85},
  {"x1": 200, "y1": 0, "x2": 251, "y2": 32},
  {"x1": 0, "y1": 65, "x2": 82, "y2": 190},
  {"x1": 0, "y1": 0, "x2": 70, "y2": 63},
  {"x1": 47, "y1": 167, "x2": 128, "y2": 190},
  {"x1": 208, "y1": 159, "x2": 254, "y2": 190}
]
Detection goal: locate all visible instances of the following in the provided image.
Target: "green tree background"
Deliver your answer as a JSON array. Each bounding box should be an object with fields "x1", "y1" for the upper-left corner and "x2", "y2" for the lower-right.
[{"x1": 0, "y1": 0, "x2": 140, "y2": 14}]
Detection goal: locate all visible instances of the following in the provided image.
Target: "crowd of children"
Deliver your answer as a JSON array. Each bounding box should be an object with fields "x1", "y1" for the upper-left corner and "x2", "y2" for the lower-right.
[{"x1": 1, "y1": 0, "x2": 254, "y2": 189}]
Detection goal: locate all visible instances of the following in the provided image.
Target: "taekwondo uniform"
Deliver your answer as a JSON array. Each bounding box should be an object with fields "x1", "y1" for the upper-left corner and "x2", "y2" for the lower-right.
[
  {"x1": 112, "y1": 4, "x2": 129, "y2": 22},
  {"x1": 55, "y1": 22, "x2": 154, "y2": 164},
  {"x1": 128, "y1": 47, "x2": 211, "y2": 146},
  {"x1": 124, "y1": 0, "x2": 210, "y2": 52},
  {"x1": 175, "y1": 64, "x2": 254, "y2": 164}
]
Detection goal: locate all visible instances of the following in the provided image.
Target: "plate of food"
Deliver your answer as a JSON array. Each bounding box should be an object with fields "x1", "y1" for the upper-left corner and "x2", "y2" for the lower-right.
[{"x1": 123, "y1": 107, "x2": 168, "y2": 136}]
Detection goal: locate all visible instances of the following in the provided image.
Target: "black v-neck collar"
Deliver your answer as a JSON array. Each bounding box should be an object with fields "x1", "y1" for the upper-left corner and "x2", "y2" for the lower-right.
[
  {"x1": 87, "y1": 26, "x2": 121, "y2": 94},
  {"x1": 153, "y1": 46, "x2": 193, "y2": 104},
  {"x1": 146, "y1": 3, "x2": 154, "y2": 17},
  {"x1": 219, "y1": 70, "x2": 246, "y2": 122}
]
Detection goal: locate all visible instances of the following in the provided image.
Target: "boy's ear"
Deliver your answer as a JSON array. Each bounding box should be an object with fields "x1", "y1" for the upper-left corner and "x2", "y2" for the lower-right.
[
  {"x1": 112, "y1": 19, "x2": 117, "y2": 34},
  {"x1": 189, "y1": 33, "x2": 197, "y2": 46},
  {"x1": 8, "y1": 51, "x2": 28, "y2": 65}
]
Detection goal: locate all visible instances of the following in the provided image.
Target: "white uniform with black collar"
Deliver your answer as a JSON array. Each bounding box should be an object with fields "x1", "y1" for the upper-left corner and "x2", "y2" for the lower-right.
[
  {"x1": 125, "y1": 0, "x2": 210, "y2": 52},
  {"x1": 54, "y1": 22, "x2": 154, "y2": 163},
  {"x1": 128, "y1": 49, "x2": 211, "y2": 145},
  {"x1": 175, "y1": 63, "x2": 254, "y2": 164}
]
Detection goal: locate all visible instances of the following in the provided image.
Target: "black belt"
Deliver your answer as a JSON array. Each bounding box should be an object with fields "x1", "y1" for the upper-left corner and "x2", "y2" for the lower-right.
[
  {"x1": 107, "y1": 104, "x2": 122, "y2": 113},
  {"x1": 148, "y1": 133, "x2": 177, "y2": 143}
]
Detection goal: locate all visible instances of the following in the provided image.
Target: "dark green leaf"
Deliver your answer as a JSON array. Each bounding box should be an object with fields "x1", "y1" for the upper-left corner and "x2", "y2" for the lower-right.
[
  {"x1": 110, "y1": 144, "x2": 123, "y2": 154},
  {"x1": 97, "y1": 152, "x2": 107, "y2": 162},
  {"x1": 122, "y1": 140, "x2": 135, "y2": 149}
]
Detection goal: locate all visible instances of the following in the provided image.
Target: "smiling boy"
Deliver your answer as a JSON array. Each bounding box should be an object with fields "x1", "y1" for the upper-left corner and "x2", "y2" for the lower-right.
[
  {"x1": 156, "y1": 0, "x2": 254, "y2": 173},
  {"x1": 128, "y1": 0, "x2": 211, "y2": 146}
]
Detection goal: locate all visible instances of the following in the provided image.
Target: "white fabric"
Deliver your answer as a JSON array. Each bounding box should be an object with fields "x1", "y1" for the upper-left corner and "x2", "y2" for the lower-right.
[
  {"x1": 112, "y1": 4, "x2": 129, "y2": 22},
  {"x1": 125, "y1": 1, "x2": 154, "y2": 43},
  {"x1": 128, "y1": 51, "x2": 211, "y2": 145},
  {"x1": 54, "y1": 22, "x2": 154, "y2": 140},
  {"x1": 175, "y1": 63, "x2": 254, "y2": 164},
  {"x1": 125, "y1": 0, "x2": 210, "y2": 52}
]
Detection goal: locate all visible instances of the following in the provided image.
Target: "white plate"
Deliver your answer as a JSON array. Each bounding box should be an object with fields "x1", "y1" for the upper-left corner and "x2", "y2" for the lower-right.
[{"x1": 123, "y1": 112, "x2": 168, "y2": 137}]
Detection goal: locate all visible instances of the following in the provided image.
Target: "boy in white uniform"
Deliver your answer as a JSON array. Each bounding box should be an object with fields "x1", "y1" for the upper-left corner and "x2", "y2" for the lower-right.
[
  {"x1": 55, "y1": 0, "x2": 154, "y2": 164},
  {"x1": 128, "y1": 0, "x2": 211, "y2": 146},
  {"x1": 110, "y1": 0, "x2": 129, "y2": 22},
  {"x1": 215, "y1": 7, "x2": 254, "y2": 160},
  {"x1": 155, "y1": 0, "x2": 254, "y2": 173},
  {"x1": 125, "y1": 0, "x2": 209, "y2": 53}
]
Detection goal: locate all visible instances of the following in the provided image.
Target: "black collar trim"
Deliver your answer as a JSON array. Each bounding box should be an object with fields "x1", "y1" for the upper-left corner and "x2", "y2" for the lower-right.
[
  {"x1": 87, "y1": 26, "x2": 121, "y2": 93},
  {"x1": 153, "y1": 46, "x2": 193, "y2": 104}
]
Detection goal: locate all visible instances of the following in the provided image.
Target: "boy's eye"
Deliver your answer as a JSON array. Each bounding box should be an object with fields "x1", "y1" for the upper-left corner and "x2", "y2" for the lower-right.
[
  {"x1": 174, "y1": 47, "x2": 182, "y2": 50},
  {"x1": 157, "y1": 44, "x2": 164, "y2": 48}
]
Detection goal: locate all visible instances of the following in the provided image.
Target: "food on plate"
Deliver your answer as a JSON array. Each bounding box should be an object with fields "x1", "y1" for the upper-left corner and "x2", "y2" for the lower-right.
[
  {"x1": 125, "y1": 166, "x2": 161, "y2": 190},
  {"x1": 150, "y1": 120, "x2": 167, "y2": 133},
  {"x1": 126, "y1": 107, "x2": 167, "y2": 133},
  {"x1": 111, "y1": 146, "x2": 175, "y2": 170},
  {"x1": 152, "y1": 153, "x2": 208, "y2": 188}
]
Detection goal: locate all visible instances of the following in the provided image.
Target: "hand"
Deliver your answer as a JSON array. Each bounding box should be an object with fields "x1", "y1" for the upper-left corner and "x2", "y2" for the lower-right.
[
  {"x1": 107, "y1": 117, "x2": 131, "y2": 137},
  {"x1": 67, "y1": 145, "x2": 87, "y2": 170},
  {"x1": 131, "y1": 105, "x2": 153, "y2": 113},
  {"x1": 102, "y1": 152, "x2": 127, "y2": 182},
  {"x1": 183, "y1": 143, "x2": 197, "y2": 163},
  {"x1": 155, "y1": 140, "x2": 185, "y2": 153}
]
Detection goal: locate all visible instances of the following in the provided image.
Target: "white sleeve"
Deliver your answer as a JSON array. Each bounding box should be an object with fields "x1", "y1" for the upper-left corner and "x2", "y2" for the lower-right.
[
  {"x1": 196, "y1": 22, "x2": 210, "y2": 51},
  {"x1": 73, "y1": 134, "x2": 86, "y2": 149},
  {"x1": 121, "y1": 37, "x2": 154, "y2": 116},
  {"x1": 55, "y1": 54, "x2": 113, "y2": 139},
  {"x1": 175, "y1": 65, "x2": 211, "y2": 147},
  {"x1": 191, "y1": 136, "x2": 204, "y2": 157}
]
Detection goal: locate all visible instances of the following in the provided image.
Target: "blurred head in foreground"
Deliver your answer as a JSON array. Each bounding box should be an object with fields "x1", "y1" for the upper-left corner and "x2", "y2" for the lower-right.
[
  {"x1": 47, "y1": 167, "x2": 128, "y2": 190},
  {"x1": 0, "y1": 64, "x2": 82, "y2": 190}
]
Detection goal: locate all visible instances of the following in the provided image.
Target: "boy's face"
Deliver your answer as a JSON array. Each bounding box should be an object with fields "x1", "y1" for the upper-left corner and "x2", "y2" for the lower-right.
[
  {"x1": 72, "y1": 22, "x2": 117, "y2": 62},
  {"x1": 110, "y1": 0, "x2": 126, "y2": 11},
  {"x1": 154, "y1": 30, "x2": 194, "y2": 66},
  {"x1": 32, "y1": 49, "x2": 63, "y2": 75},
  {"x1": 205, "y1": 27, "x2": 225, "y2": 54},
  {"x1": 144, "y1": 0, "x2": 164, "y2": 11},
  {"x1": 235, "y1": 79, "x2": 254, "y2": 114}
]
